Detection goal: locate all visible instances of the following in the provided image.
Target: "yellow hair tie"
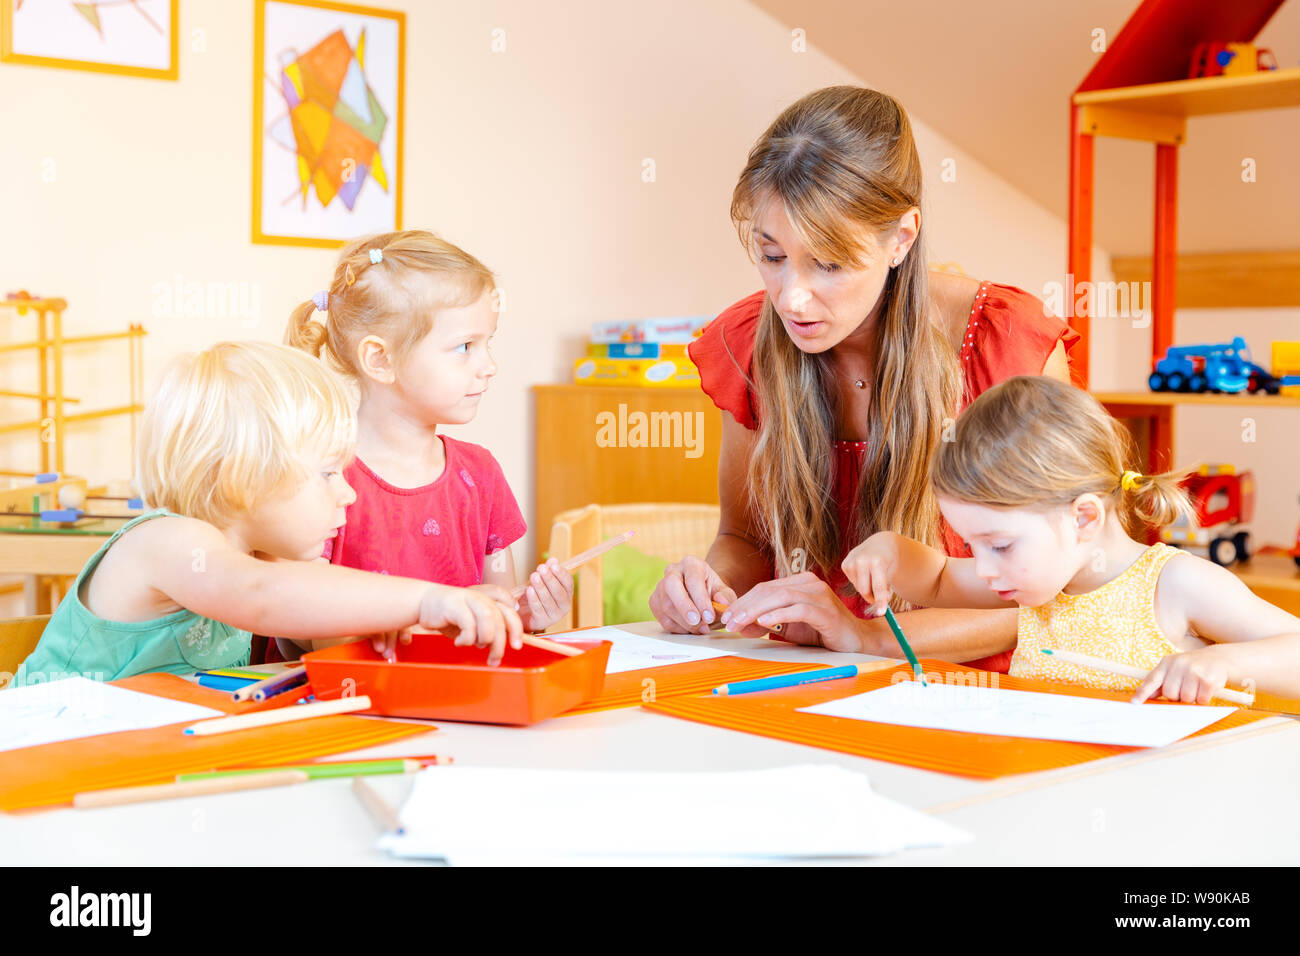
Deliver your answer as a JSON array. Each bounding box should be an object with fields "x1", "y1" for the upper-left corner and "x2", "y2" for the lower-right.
[{"x1": 1121, "y1": 470, "x2": 1142, "y2": 492}]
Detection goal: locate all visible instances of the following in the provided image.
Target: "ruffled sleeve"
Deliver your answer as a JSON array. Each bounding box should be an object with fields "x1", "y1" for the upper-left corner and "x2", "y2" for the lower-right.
[
  {"x1": 960, "y1": 282, "x2": 1081, "y2": 407},
  {"x1": 688, "y1": 290, "x2": 766, "y2": 430}
]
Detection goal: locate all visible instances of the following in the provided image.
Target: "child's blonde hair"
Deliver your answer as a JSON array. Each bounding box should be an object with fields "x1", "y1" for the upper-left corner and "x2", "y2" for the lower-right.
[
  {"x1": 933, "y1": 376, "x2": 1192, "y2": 535},
  {"x1": 136, "y1": 341, "x2": 356, "y2": 527},
  {"x1": 285, "y1": 230, "x2": 495, "y2": 378}
]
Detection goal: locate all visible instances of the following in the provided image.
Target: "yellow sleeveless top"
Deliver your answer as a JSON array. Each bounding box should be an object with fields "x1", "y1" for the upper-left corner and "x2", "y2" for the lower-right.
[{"x1": 1010, "y1": 543, "x2": 1183, "y2": 691}]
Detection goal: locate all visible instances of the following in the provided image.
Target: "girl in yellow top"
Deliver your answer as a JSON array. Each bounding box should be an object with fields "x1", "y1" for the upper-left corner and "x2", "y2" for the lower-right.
[{"x1": 841, "y1": 375, "x2": 1300, "y2": 705}]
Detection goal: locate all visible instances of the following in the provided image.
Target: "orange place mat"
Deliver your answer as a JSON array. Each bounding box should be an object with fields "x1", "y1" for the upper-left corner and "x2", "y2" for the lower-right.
[
  {"x1": 563, "y1": 657, "x2": 828, "y2": 715},
  {"x1": 642, "y1": 659, "x2": 1276, "y2": 779},
  {"x1": 0, "y1": 673, "x2": 432, "y2": 812}
]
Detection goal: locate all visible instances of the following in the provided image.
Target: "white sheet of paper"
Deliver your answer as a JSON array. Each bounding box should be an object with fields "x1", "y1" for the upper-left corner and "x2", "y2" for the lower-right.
[
  {"x1": 0, "y1": 676, "x2": 222, "y2": 754},
  {"x1": 552, "y1": 626, "x2": 732, "y2": 674},
  {"x1": 797, "y1": 681, "x2": 1234, "y2": 748},
  {"x1": 377, "y1": 764, "x2": 971, "y2": 861}
]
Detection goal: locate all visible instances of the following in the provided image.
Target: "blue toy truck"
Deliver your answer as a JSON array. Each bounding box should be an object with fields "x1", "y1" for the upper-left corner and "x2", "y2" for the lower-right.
[{"x1": 1149, "y1": 337, "x2": 1300, "y2": 394}]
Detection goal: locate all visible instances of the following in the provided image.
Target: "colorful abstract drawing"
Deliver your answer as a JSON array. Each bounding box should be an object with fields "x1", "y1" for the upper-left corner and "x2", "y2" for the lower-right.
[
  {"x1": 1, "y1": 0, "x2": 177, "y2": 79},
  {"x1": 271, "y1": 28, "x2": 389, "y2": 212},
  {"x1": 71, "y1": 0, "x2": 165, "y2": 40},
  {"x1": 253, "y1": 0, "x2": 404, "y2": 247}
]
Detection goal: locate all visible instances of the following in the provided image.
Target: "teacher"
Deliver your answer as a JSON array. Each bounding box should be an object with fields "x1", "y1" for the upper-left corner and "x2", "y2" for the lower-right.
[{"x1": 649, "y1": 86, "x2": 1078, "y2": 671}]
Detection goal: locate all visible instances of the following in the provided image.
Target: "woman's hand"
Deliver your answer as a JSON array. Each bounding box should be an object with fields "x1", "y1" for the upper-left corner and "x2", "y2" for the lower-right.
[
  {"x1": 718, "y1": 571, "x2": 869, "y2": 653},
  {"x1": 650, "y1": 555, "x2": 739, "y2": 635},
  {"x1": 840, "y1": 532, "x2": 901, "y2": 617},
  {"x1": 1131, "y1": 644, "x2": 1240, "y2": 705},
  {"x1": 515, "y1": 558, "x2": 574, "y2": 633}
]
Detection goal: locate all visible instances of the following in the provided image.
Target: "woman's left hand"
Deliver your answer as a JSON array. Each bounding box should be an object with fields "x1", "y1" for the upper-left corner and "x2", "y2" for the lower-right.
[
  {"x1": 718, "y1": 571, "x2": 867, "y2": 652},
  {"x1": 517, "y1": 558, "x2": 575, "y2": 633}
]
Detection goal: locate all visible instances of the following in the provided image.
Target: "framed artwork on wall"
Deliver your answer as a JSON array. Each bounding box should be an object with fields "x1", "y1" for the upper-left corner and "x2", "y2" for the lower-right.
[
  {"x1": 1, "y1": 0, "x2": 178, "y2": 80},
  {"x1": 252, "y1": 0, "x2": 404, "y2": 248}
]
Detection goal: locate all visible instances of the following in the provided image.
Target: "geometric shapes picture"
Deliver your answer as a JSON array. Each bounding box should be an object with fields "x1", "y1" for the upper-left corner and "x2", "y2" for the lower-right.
[{"x1": 253, "y1": 0, "x2": 404, "y2": 247}]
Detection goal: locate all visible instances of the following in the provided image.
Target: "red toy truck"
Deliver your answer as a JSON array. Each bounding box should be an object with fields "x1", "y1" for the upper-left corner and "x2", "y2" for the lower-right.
[{"x1": 1160, "y1": 464, "x2": 1255, "y2": 567}]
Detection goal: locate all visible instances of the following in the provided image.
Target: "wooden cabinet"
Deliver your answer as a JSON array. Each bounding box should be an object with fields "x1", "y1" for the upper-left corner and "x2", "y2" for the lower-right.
[{"x1": 532, "y1": 385, "x2": 721, "y2": 565}]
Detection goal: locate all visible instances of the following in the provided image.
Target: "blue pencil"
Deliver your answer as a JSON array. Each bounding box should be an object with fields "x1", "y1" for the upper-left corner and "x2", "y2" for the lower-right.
[
  {"x1": 712, "y1": 662, "x2": 883, "y2": 696},
  {"x1": 196, "y1": 673, "x2": 259, "y2": 692}
]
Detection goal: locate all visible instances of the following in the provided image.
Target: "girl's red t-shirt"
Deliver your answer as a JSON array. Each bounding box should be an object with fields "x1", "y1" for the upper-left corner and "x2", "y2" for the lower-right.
[{"x1": 325, "y1": 436, "x2": 527, "y2": 586}]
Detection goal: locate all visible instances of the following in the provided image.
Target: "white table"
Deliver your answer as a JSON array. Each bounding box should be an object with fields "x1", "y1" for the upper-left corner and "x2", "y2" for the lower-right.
[{"x1": 4, "y1": 621, "x2": 1297, "y2": 865}]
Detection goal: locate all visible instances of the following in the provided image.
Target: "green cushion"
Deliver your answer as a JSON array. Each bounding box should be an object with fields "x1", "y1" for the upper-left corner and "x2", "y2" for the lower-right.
[{"x1": 600, "y1": 545, "x2": 669, "y2": 625}]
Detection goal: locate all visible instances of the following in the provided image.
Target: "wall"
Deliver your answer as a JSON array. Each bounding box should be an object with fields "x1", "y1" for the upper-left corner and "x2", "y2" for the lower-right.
[{"x1": 1, "y1": 0, "x2": 1118, "y2": 607}]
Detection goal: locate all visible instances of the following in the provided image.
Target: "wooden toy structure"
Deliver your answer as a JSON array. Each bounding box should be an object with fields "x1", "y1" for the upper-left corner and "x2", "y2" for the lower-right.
[{"x1": 0, "y1": 291, "x2": 145, "y2": 476}]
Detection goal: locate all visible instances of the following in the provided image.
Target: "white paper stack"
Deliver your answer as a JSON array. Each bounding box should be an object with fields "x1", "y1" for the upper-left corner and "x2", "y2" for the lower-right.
[{"x1": 377, "y1": 764, "x2": 971, "y2": 864}]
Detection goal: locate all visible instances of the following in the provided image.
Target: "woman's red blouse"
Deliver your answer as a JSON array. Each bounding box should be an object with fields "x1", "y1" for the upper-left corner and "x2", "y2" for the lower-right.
[{"x1": 687, "y1": 280, "x2": 1081, "y2": 672}]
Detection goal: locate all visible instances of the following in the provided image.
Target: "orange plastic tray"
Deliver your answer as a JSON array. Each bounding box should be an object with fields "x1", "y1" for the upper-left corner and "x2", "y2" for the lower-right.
[{"x1": 303, "y1": 633, "x2": 611, "y2": 725}]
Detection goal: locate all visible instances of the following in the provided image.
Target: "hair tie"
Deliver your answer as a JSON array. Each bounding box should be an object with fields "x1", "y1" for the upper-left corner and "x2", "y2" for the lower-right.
[
  {"x1": 1121, "y1": 470, "x2": 1143, "y2": 492},
  {"x1": 311, "y1": 290, "x2": 329, "y2": 313},
  {"x1": 344, "y1": 264, "x2": 356, "y2": 287},
  {"x1": 369, "y1": 248, "x2": 384, "y2": 265}
]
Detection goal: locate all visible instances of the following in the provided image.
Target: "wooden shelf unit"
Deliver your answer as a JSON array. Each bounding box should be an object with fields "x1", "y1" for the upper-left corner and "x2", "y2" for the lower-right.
[{"x1": 1067, "y1": 0, "x2": 1295, "y2": 473}]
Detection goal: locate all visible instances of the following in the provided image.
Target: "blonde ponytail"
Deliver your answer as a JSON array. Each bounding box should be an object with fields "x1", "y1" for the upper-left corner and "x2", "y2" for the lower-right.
[
  {"x1": 1123, "y1": 469, "x2": 1193, "y2": 531},
  {"x1": 284, "y1": 300, "x2": 327, "y2": 357},
  {"x1": 285, "y1": 230, "x2": 495, "y2": 381}
]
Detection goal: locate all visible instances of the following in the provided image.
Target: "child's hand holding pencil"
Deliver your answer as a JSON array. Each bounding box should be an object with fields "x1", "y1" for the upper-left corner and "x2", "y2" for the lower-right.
[{"x1": 839, "y1": 532, "x2": 902, "y2": 618}]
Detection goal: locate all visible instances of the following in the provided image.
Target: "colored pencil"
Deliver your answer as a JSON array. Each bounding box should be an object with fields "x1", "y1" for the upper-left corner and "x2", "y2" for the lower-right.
[
  {"x1": 199, "y1": 667, "x2": 281, "y2": 681},
  {"x1": 175, "y1": 756, "x2": 449, "y2": 782},
  {"x1": 883, "y1": 607, "x2": 926, "y2": 685},
  {"x1": 521, "y1": 634, "x2": 584, "y2": 657},
  {"x1": 196, "y1": 673, "x2": 259, "y2": 692},
  {"x1": 74, "y1": 771, "x2": 309, "y2": 809},
  {"x1": 252, "y1": 669, "x2": 310, "y2": 702},
  {"x1": 713, "y1": 660, "x2": 897, "y2": 696},
  {"x1": 352, "y1": 777, "x2": 403, "y2": 834},
  {"x1": 511, "y1": 530, "x2": 637, "y2": 599},
  {"x1": 710, "y1": 599, "x2": 786, "y2": 636},
  {"x1": 182, "y1": 695, "x2": 372, "y2": 736},
  {"x1": 1040, "y1": 648, "x2": 1255, "y2": 705},
  {"x1": 231, "y1": 664, "x2": 305, "y2": 703}
]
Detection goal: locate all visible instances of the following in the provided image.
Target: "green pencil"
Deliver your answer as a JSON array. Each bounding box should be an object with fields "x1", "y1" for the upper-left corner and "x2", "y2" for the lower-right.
[
  {"x1": 882, "y1": 607, "x2": 926, "y2": 686},
  {"x1": 175, "y1": 757, "x2": 448, "y2": 783}
]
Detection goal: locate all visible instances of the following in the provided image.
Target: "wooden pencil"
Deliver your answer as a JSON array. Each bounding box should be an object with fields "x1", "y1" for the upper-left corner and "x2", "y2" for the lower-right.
[
  {"x1": 520, "y1": 634, "x2": 584, "y2": 657},
  {"x1": 511, "y1": 530, "x2": 637, "y2": 599},
  {"x1": 1041, "y1": 648, "x2": 1255, "y2": 705},
  {"x1": 182, "y1": 695, "x2": 373, "y2": 736},
  {"x1": 352, "y1": 776, "x2": 404, "y2": 834},
  {"x1": 75, "y1": 770, "x2": 309, "y2": 808}
]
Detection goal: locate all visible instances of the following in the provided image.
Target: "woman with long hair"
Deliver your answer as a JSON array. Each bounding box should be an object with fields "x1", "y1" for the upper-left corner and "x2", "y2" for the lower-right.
[{"x1": 648, "y1": 86, "x2": 1077, "y2": 671}]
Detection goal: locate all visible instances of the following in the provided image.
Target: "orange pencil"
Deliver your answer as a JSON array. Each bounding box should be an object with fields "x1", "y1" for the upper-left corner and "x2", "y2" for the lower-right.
[{"x1": 711, "y1": 599, "x2": 785, "y2": 636}]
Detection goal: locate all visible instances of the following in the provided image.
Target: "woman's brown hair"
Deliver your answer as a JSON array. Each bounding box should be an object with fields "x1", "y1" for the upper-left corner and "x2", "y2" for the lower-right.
[{"x1": 731, "y1": 86, "x2": 960, "y2": 594}]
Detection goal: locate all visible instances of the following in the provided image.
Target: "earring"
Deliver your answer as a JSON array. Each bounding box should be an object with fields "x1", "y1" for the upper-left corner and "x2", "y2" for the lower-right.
[{"x1": 891, "y1": 257, "x2": 900, "y2": 267}]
